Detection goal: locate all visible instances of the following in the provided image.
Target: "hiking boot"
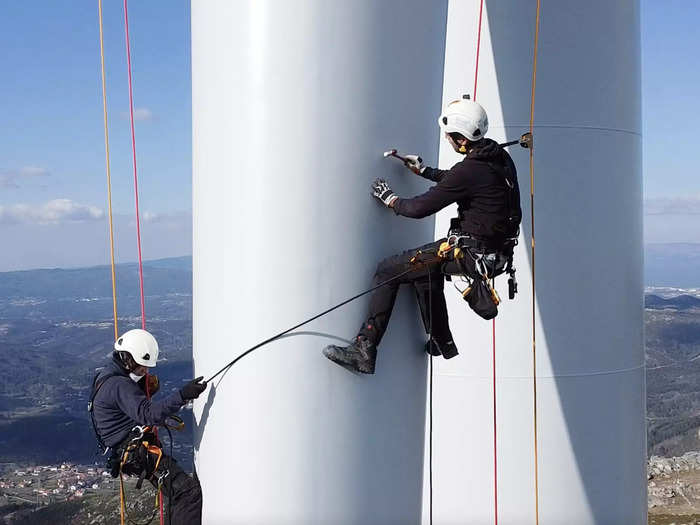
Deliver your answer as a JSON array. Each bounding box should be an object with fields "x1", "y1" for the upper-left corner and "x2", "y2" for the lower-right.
[
  {"x1": 425, "y1": 338, "x2": 459, "y2": 360},
  {"x1": 323, "y1": 337, "x2": 377, "y2": 374}
]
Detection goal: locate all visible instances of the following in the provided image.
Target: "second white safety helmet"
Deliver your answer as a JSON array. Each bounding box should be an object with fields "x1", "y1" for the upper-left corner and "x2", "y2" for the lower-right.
[
  {"x1": 114, "y1": 329, "x2": 159, "y2": 367},
  {"x1": 438, "y1": 95, "x2": 488, "y2": 142}
]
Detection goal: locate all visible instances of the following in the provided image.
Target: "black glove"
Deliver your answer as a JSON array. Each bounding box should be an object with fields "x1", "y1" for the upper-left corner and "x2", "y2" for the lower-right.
[
  {"x1": 180, "y1": 376, "x2": 207, "y2": 401},
  {"x1": 371, "y1": 178, "x2": 398, "y2": 207}
]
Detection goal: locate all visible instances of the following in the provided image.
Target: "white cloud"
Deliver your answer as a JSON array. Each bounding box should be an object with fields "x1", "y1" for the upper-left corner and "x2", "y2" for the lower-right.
[
  {"x1": 0, "y1": 199, "x2": 104, "y2": 225},
  {"x1": 142, "y1": 211, "x2": 161, "y2": 223},
  {"x1": 122, "y1": 107, "x2": 153, "y2": 121},
  {"x1": 0, "y1": 174, "x2": 19, "y2": 188},
  {"x1": 645, "y1": 195, "x2": 700, "y2": 215},
  {"x1": 19, "y1": 166, "x2": 49, "y2": 177},
  {"x1": 139, "y1": 210, "x2": 190, "y2": 225},
  {"x1": 0, "y1": 166, "x2": 50, "y2": 188}
]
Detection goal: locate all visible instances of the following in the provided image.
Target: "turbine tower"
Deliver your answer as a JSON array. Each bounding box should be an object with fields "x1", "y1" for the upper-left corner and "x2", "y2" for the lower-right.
[
  {"x1": 427, "y1": 1, "x2": 645, "y2": 523},
  {"x1": 191, "y1": 1, "x2": 645, "y2": 523},
  {"x1": 192, "y1": 1, "x2": 446, "y2": 523}
]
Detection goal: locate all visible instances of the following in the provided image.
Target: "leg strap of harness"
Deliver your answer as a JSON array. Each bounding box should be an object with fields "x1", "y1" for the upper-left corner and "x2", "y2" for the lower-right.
[{"x1": 118, "y1": 428, "x2": 164, "y2": 525}]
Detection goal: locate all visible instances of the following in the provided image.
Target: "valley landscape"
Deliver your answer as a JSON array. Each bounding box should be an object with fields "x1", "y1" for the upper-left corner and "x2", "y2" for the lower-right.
[{"x1": 1, "y1": 246, "x2": 700, "y2": 523}]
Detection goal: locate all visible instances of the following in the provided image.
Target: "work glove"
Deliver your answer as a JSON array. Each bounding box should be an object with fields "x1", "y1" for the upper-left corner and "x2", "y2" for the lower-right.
[
  {"x1": 180, "y1": 376, "x2": 207, "y2": 401},
  {"x1": 403, "y1": 154, "x2": 425, "y2": 174},
  {"x1": 371, "y1": 178, "x2": 398, "y2": 207}
]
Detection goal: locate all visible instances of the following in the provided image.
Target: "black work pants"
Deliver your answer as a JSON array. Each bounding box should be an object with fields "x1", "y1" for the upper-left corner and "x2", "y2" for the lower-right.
[
  {"x1": 357, "y1": 239, "x2": 475, "y2": 347},
  {"x1": 115, "y1": 439, "x2": 202, "y2": 525},
  {"x1": 150, "y1": 455, "x2": 203, "y2": 525}
]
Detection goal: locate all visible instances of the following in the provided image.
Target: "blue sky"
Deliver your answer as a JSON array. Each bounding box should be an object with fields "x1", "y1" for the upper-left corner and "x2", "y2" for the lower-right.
[
  {"x1": 641, "y1": 1, "x2": 700, "y2": 243},
  {"x1": 0, "y1": 1, "x2": 192, "y2": 270},
  {"x1": 0, "y1": 1, "x2": 697, "y2": 270}
]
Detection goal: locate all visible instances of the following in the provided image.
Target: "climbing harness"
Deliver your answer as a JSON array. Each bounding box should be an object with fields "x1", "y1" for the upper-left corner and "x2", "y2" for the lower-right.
[
  {"x1": 117, "y1": 423, "x2": 181, "y2": 525},
  {"x1": 413, "y1": 234, "x2": 511, "y2": 321},
  {"x1": 117, "y1": 426, "x2": 167, "y2": 525}
]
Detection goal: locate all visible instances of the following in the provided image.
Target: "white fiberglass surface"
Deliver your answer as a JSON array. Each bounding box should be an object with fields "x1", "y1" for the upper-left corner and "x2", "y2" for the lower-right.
[
  {"x1": 192, "y1": 1, "x2": 449, "y2": 523},
  {"x1": 425, "y1": 1, "x2": 644, "y2": 523}
]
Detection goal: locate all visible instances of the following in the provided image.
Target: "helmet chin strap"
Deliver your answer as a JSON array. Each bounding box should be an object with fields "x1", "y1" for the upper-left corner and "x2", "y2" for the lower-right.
[
  {"x1": 115, "y1": 350, "x2": 139, "y2": 373},
  {"x1": 458, "y1": 144, "x2": 467, "y2": 153}
]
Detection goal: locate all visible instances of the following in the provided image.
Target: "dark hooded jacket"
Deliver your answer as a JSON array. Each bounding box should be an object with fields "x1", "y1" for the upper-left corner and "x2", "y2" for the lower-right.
[
  {"x1": 91, "y1": 356, "x2": 185, "y2": 448},
  {"x1": 392, "y1": 138, "x2": 521, "y2": 242}
]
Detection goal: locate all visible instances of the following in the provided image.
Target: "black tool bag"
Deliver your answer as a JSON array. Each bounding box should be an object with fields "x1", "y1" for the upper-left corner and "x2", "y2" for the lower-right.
[{"x1": 463, "y1": 278, "x2": 499, "y2": 320}]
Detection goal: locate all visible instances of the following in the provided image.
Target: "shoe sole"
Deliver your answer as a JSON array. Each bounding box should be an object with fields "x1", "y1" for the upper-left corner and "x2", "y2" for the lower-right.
[
  {"x1": 323, "y1": 349, "x2": 374, "y2": 375},
  {"x1": 442, "y1": 349, "x2": 459, "y2": 360}
]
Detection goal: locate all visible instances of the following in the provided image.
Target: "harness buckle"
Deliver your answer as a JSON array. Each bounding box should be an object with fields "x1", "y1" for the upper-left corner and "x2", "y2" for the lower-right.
[
  {"x1": 156, "y1": 468, "x2": 170, "y2": 486},
  {"x1": 130, "y1": 425, "x2": 147, "y2": 443}
]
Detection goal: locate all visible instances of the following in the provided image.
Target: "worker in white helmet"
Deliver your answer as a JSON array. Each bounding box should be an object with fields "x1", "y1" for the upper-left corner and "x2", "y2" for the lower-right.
[
  {"x1": 88, "y1": 328, "x2": 207, "y2": 524},
  {"x1": 323, "y1": 96, "x2": 522, "y2": 374}
]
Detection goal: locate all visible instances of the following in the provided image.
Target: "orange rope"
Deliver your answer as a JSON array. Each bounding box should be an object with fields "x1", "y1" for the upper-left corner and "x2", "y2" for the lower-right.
[
  {"x1": 97, "y1": 0, "x2": 119, "y2": 342},
  {"x1": 98, "y1": 5, "x2": 124, "y2": 522},
  {"x1": 119, "y1": 477, "x2": 126, "y2": 525},
  {"x1": 473, "y1": 0, "x2": 485, "y2": 101},
  {"x1": 528, "y1": 1, "x2": 542, "y2": 523}
]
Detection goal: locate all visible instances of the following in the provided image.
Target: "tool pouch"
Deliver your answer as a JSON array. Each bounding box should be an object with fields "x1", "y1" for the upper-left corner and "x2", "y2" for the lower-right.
[{"x1": 462, "y1": 278, "x2": 499, "y2": 320}]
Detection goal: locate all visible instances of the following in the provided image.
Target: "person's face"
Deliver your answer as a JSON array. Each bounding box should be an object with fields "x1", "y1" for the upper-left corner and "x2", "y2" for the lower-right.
[{"x1": 132, "y1": 364, "x2": 148, "y2": 376}]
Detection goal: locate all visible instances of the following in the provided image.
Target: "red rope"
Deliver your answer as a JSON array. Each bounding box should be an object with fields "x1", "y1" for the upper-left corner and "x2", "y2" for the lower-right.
[
  {"x1": 123, "y1": 0, "x2": 147, "y2": 331},
  {"x1": 473, "y1": 0, "x2": 485, "y2": 101},
  {"x1": 472, "y1": 1, "x2": 497, "y2": 521},
  {"x1": 123, "y1": 2, "x2": 161, "y2": 522}
]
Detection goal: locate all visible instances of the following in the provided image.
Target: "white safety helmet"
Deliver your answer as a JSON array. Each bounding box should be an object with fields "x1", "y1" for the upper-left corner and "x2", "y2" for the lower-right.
[
  {"x1": 114, "y1": 329, "x2": 159, "y2": 368},
  {"x1": 438, "y1": 95, "x2": 489, "y2": 142}
]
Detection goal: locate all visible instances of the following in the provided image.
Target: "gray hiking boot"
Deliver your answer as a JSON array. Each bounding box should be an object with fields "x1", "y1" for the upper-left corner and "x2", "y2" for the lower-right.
[{"x1": 323, "y1": 337, "x2": 377, "y2": 374}]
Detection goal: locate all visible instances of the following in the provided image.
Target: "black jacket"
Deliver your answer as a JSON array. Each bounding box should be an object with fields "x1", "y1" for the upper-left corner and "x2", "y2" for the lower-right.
[
  {"x1": 91, "y1": 357, "x2": 185, "y2": 448},
  {"x1": 392, "y1": 139, "x2": 521, "y2": 241}
]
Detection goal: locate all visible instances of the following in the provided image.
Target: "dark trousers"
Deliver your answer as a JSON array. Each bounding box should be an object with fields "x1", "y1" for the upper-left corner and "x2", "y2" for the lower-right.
[
  {"x1": 150, "y1": 455, "x2": 203, "y2": 525},
  {"x1": 358, "y1": 239, "x2": 478, "y2": 347},
  {"x1": 114, "y1": 438, "x2": 202, "y2": 525}
]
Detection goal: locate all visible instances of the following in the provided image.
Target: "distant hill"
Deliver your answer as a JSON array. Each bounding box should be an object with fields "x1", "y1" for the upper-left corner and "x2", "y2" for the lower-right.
[
  {"x1": 646, "y1": 243, "x2": 700, "y2": 288},
  {"x1": 0, "y1": 255, "x2": 194, "y2": 466},
  {"x1": 2, "y1": 246, "x2": 698, "y2": 289},
  {"x1": 646, "y1": 294, "x2": 700, "y2": 310},
  {"x1": 0, "y1": 256, "x2": 191, "y2": 298}
]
